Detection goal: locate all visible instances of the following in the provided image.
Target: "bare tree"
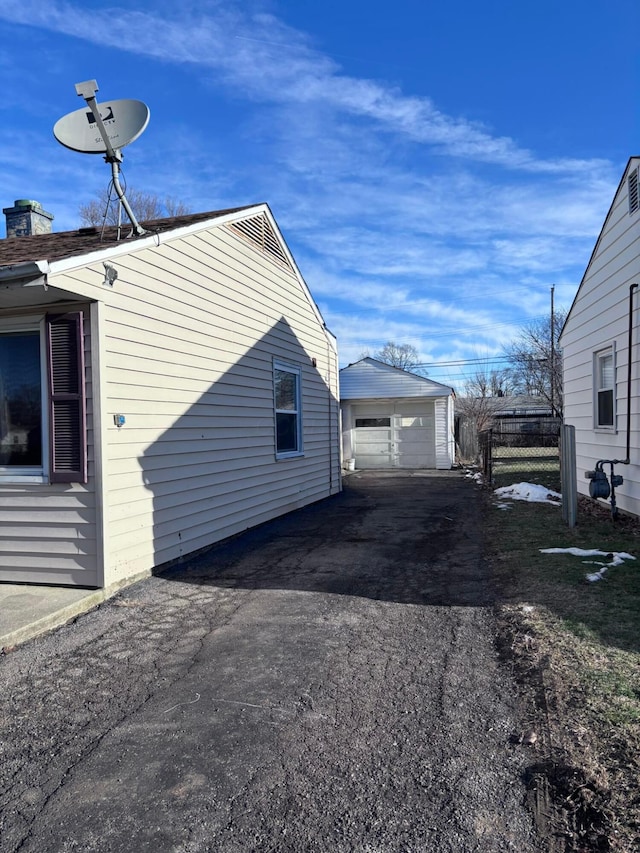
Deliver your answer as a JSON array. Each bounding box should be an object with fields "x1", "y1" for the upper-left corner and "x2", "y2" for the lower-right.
[
  {"x1": 79, "y1": 188, "x2": 190, "y2": 227},
  {"x1": 505, "y1": 309, "x2": 566, "y2": 417},
  {"x1": 373, "y1": 342, "x2": 428, "y2": 376},
  {"x1": 456, "y1": 368, "x2": 514, "y2": 433}
]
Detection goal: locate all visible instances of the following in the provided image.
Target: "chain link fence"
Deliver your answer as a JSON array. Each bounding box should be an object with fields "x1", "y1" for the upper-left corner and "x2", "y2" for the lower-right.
[{"x1": 479, "y1": 425, "x2": 562, "y2": 493}]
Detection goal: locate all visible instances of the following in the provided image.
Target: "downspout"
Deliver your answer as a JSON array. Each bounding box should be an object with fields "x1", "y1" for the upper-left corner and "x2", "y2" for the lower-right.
[
  {"x1": 585, "y1": 282, "x2": 638, "y2": 517},
  {"x1": 624, "y1": 283, "x2": 638, "y2": 463}
]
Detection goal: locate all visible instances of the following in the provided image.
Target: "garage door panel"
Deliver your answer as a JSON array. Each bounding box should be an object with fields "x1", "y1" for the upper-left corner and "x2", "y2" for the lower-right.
[
  {"x1": 398, "y1": 433, "x2": 435, "y2": 453},
  {"x1": 354, "y1": 427, "x2": 394, "y2": 468},
  {"x1": 397, "y1": 403, "x2": 435, "y2": 468},
  {"x1": 397, "y1": 434, "x2": 435, "y2": 467},
  {"x1": 399, "y1": 414, "x2": 434, "y2": 428},
  {"x1": 352, "y1": 401, "x2": 437, "y2": 469}
]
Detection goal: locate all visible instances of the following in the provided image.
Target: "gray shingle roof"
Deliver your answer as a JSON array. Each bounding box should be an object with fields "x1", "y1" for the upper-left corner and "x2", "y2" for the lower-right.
[{"x1": 0, "y1": 206, "x2": 256, "y2": 267}]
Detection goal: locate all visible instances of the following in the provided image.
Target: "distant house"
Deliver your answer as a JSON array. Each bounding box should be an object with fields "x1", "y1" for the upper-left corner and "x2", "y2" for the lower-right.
[
  {"x1": 339, "y1": 358, "x2": 455, "y2": 469},
  {"x1": 488, "y1": 396, "x2": 558, "y2": 436},
  {"x1": 455, "y1": 395, "x2": 558, "y2": 460},
  {"x1": 560, "y1": 156, "x2": 640, "y2": 515},
  {"x1": 0, "y1": 200, "x2": 340, "y2": 588}
]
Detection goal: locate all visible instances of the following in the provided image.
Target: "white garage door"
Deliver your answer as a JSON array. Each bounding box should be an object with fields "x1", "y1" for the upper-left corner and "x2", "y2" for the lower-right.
[
  {"x1": 353, "y1": 402, "x2": 436, "y2": 469},
  {"x1": 396, "y1": 403, "x2": 436, "y2": 468},
  {"x1": 353, "y1": 412, "x2": 394, "y2": 468}
]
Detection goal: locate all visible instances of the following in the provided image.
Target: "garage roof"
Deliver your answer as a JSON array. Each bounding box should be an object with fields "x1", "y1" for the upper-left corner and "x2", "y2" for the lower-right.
[{"x1": 340, "y1": 358, "x2": 454, "y2": 400}]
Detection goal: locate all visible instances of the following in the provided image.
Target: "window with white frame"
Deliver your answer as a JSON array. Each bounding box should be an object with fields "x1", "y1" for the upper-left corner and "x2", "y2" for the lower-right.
[
  {"x1": 0, "y1": 312, "x2": 87, "y2": 483},
  {"x1": 274, "y1": 361, "x2": 302, "y2": 456},
  {"x1": 595, "y1": 347, "x2": 615, "y2": 429}
]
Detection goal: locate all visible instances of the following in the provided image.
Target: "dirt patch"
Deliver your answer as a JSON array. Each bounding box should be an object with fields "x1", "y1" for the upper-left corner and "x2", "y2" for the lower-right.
[
  {"x1": 481, "y1": 472, "x2": 640, "y2": 851},
  {"x1": 525, "y1": 762, "x2": 612, "y2": 852},
  {"x1": 495, "y1": 604, "x2": 619, "y2": 852}
]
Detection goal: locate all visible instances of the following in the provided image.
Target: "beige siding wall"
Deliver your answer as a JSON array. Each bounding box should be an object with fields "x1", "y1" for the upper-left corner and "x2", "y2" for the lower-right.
[
  {"x1": 562, "y1": 160, "x2": 640, "y2": 514},
  {"x1": 52, "y1": 220, "x2": 340, "y2": 585},
  {"x1": 0, "y1": 307, "x2": 99, "y2": 585}
]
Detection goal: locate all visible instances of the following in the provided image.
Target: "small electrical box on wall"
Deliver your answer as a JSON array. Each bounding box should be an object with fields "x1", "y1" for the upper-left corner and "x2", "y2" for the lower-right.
[{"x1": 114, "y1": 414, "x2": 126, "y2": 428}]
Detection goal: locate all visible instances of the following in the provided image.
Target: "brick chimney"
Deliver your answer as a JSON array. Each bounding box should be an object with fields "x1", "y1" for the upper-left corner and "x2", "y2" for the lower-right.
[{"x1": 3, "y1": 199, "x2": 54, "y2": 237}]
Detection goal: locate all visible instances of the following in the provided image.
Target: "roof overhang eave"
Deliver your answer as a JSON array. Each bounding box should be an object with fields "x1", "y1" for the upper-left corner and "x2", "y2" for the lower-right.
[{"x1": 0, "y1": 260, "x2": 50, "y2": 282}]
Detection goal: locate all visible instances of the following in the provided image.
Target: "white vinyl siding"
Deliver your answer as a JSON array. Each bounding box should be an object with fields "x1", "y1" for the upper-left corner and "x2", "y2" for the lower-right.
[
  {"x1": 561, "y1": 157, "x2": 640, "y2": 515},
  {"x1": 435, "y1": 396, "x2": 455, "y2": 469},
  {"x1": 43, "y1": 212, "x2": 339, "y2": 587}
]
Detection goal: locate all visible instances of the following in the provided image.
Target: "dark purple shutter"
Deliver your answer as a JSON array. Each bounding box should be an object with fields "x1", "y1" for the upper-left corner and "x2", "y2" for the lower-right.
[{"x1": 46, "y1": 312, "x2": 87, "y2": 483}]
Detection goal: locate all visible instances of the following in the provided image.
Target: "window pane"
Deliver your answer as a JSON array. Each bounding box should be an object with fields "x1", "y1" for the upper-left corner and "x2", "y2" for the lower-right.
[
  {"x1": 599, "y1": 353, "x2": 613, "y2": 389},
  {"x1": 0, "y1": 332, "x2": 42, "y2": 466},
  {"x1": 355, "y1": 418, "x2": 391, "y2": 428},
  {"x1": 598, "y1": 389, "x2": 614, "y2": 426},
  {"x1": 275, "y1": 370, "x2": 296, "y2": 410},
  {"x1": 276, "y1": 412, "x2": 298, "y2": 452}
]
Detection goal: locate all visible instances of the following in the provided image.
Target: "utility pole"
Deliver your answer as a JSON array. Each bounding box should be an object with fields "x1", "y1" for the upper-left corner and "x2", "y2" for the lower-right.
[{"x1": 550, "y1": 284, "x2": 555, "y2": 416}]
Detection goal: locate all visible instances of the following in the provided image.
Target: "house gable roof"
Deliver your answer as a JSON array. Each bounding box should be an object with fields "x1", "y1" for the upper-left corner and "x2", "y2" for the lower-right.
[
  {"x1": 0, "y1": 205, "x2": 255, "y2": 267},
  {"x1": 0, "y1": 203, "x2": 336, "y2": 350},
  {"x1": 560, "y1": 156, "x2": 640, "y2": 342},
  {"x1": 340, "y1": 357, "x2": 453, "y2": 400}
]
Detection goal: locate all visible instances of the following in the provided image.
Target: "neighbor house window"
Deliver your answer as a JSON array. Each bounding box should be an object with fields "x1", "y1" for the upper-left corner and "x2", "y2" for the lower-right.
[
  {"x1": 0, "y1": 312, "x2": 87, "y2": 483},
  {"x1": 274, "y1": 361, "x2": 302, "y2": 456},
  {"x1": 595, "y1": 347, "x2": 615, "y2": 429}
]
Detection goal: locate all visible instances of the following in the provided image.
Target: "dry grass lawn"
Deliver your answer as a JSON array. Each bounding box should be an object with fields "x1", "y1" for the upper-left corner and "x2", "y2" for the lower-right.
[{"x1": 483, "y1": 481, "x2": 640, "y2": 852}]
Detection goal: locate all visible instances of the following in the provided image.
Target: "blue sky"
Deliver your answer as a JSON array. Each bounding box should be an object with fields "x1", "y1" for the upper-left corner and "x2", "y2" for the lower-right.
[{"x1": 0, "y1": 0, "x2": 638, "y2": 386}]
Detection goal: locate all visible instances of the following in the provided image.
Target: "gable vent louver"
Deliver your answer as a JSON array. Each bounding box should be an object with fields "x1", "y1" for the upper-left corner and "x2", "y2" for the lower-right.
[
  {"x1": 227, "y1": 213, "x2": 293, "y2": 271},
  {"x1": 629, "y1": 168, "x2": 639, "y2": 215}
]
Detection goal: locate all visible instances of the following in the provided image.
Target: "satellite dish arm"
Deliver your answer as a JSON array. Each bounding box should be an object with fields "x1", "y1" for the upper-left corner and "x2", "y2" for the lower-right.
[
  {"x1": 108, "y1": 161, "x2": 146, "y2": 237},
  {"x1": 75, "y1": 80, "x2": 146, "y2": 236},
  {"x1": 75, "y1": 81, "x2": 118, "y2": 161}
]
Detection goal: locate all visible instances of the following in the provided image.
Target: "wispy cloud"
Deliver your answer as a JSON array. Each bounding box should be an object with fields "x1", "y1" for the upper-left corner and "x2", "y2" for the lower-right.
[
  {"x1": 0, "y1": 2, "x2": 613, "y2": 175},
  {"x1": 0, "y1": 1, "x2": 620, "y2": 382}
]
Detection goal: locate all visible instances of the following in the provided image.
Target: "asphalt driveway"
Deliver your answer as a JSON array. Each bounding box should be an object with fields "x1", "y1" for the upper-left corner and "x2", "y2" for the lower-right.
[{"x1": 0, "y1": 470, "x2": 540, "y2": 852}]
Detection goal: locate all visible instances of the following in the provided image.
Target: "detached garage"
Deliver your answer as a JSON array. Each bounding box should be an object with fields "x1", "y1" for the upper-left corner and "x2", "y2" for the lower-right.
[{"x1": 340, "y1": 358, "x2": 455, "y2": 470}]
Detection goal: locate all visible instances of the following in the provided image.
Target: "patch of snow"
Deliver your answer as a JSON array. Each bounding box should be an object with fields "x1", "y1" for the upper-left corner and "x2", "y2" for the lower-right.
[
  {"x1": 494, "y1": 482, "x2": 562, "y2": 505},
  {"x1": 586, "y1": 569, "x2": 607, "y2": 583},
  {"x1": 540, "y1": 547, "x2": 636, "y2": 582},
  {"x1": 495, "y1": 502, "x2": 513, "y2": 511}
]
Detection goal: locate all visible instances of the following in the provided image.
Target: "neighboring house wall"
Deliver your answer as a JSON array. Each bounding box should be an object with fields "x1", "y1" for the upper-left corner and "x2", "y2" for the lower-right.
[
  {"x1": 561, "y1": 157, "x2": 640, "y2": 515},
  {"x1": 0, "y1": 208, "x2": 340, "y2": 587}
]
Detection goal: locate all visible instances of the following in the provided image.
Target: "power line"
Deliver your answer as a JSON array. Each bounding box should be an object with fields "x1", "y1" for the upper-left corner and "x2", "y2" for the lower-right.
[{"x1": 414, "y1": 355, "x2": 512, "y2": 368}]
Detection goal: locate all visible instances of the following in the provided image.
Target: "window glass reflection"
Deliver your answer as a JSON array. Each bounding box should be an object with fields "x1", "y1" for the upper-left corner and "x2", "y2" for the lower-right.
[{"x1": 0, "y1": 333, "x2": 42, "y2": 466}]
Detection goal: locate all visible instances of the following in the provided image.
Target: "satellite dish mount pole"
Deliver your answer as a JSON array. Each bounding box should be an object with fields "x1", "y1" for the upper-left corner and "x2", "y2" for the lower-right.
[{"x1": 75, "y1": 80, "x2": 146, "y2": 236}]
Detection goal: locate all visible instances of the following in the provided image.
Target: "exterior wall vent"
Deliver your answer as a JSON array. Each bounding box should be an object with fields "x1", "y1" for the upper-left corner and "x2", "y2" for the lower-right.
[
  {"x1": 227, "y1": 213, "x2": 293, "y2": 271},
  {"x1": 628, "y1": 168, "x2": 639, "y2": 215}
]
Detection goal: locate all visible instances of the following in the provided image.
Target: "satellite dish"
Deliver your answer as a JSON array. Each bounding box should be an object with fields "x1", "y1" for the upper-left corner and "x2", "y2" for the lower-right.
[
  {"x1": 53, "y1": 99, "x2": 150, "y2": 154},
  {"x1": 53, "y1": 80, "x2": 150, "y2": 237}
]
